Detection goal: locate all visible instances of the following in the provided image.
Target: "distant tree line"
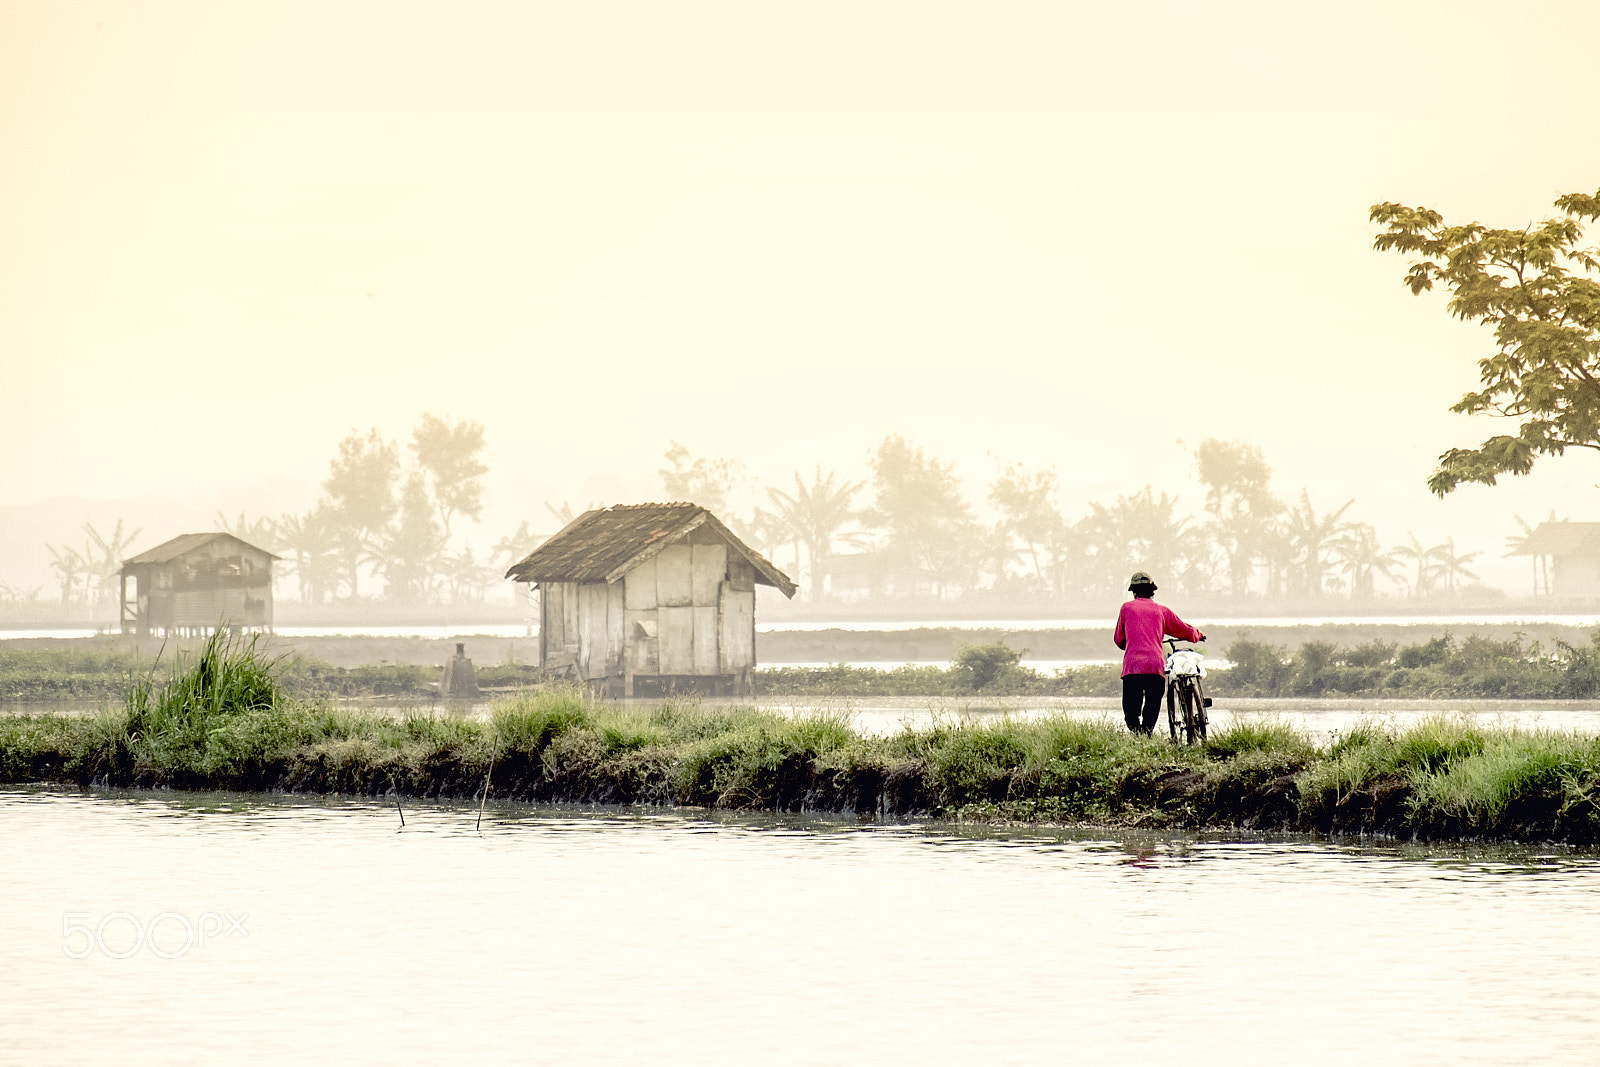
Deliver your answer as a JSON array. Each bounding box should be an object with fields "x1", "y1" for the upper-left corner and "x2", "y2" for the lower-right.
[
  {"x1": 23, "y1": 428, "x2": 1494, "y2": 610},
  {"x1": 654, "y1": 435, "x2": 1485, "y2": 604}
]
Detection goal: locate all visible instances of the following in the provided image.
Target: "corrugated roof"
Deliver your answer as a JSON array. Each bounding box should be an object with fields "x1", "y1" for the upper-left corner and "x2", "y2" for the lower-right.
[
  {"x1": 503, "y1": 503, "x2": 796, "y2": 597},
  {"x1": 122, "y1": 531, "x2": 282, "y2": 567},
  {"x1": 1508, "y1": 521, "x2": 1600, "y2": 557}
]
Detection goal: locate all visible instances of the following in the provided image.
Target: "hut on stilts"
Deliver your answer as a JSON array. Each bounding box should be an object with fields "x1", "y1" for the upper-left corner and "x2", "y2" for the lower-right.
[{"x1": 119, "y1": 532, "x2": 279, "y2": 637}]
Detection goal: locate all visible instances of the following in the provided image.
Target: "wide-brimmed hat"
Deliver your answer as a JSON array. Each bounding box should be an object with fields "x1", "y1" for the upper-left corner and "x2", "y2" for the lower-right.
[{"x1": 1128, "y1": 571, "x2": 1156, "y2": 590}]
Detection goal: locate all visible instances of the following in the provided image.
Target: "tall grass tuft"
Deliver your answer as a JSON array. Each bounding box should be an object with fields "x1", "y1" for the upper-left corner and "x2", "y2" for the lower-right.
[
  {"x1": 1206, "y1": 717, "x2": 1314, "y2": 762},
  {"x1": 491, "y1": 690, "x2": 593, "y2": 756}
]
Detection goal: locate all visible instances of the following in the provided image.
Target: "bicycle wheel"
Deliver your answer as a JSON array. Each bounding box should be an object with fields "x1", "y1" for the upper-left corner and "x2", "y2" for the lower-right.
[
  {"x1": 1191, "y1": 677, "x2": 1209, "y2": 741},
  {"x1": 1179, "y1": 681, "x2": 1203, "y2": 745},
  {"x1": 1165, "y1": 679, "x2": 1179, "y2": 741}
]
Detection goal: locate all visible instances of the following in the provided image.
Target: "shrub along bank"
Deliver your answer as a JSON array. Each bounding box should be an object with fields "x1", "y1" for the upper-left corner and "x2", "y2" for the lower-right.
[
  {"x1": 1221, "y1": 630, "x2": 1600, "y2": 699},
  {"x1": 12, "y1": 632, "x2": 1600, "y2": 701},
  {"x1": 0, "y1": 642, "x2": 541, "y2": 701},
  {"x1": 6, "y1": 632, "x2": 1600, "y2": 843}
]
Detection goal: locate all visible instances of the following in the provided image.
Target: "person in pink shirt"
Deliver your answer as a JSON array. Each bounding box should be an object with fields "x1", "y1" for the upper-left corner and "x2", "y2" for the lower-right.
[{"x1": 1113, "y1": 570, "x2": 1205, "y2": 735}]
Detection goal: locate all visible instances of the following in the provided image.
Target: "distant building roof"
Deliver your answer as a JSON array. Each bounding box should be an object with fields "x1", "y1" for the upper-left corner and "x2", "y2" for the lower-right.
[
  {"x1": 122, "y1": 532, "x2": 281, "y2": 568},
  {"x1": 503, "y1": 502, "x2": 796, "y2": 597},
  {"x1": 1508, "y1": 521, "x2": 1600, "y2": 558}
]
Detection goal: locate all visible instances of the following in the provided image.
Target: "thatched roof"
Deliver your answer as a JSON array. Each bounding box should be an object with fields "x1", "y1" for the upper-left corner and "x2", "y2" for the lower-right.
[
  {"x1": 503, "y1": 503, "x2": 796, "y2": 597},
  {"x1": 1508, "y1": 521, "x2": 1600, "y2": 558},
  {"x1": 122, "y1": 532, "x2": 281, "y2": 570}
]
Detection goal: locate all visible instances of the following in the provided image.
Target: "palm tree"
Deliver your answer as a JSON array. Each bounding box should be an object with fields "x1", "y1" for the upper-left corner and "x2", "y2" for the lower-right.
[
  {"x1": 1392, "y1": 534, "x2": 1442, "y2": 597},
  {"x1": 81, "y1": 520, "x2": 142, "y2": 615},
  {"x1": 1434, "y1": 537, "x2": 1481, "y2": 594},
  {"x1": 763, "y1": 468, "x2": 865, "y2": 600},
  {"x1": 1330, "y1": 523, "x2": 1403, "y2": 600},
  {"x1": 1282, "y1": 492, "x2": 1356, "y2": 598},
  {"x1": 275, "y1": 509, "x2": 339, "y2": 603}
]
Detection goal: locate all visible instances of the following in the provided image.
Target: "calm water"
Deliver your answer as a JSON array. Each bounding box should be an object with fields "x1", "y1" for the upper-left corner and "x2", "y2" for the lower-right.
[{"x1": 3, "y1": 789, "x2": 1598, "y2": 1064}]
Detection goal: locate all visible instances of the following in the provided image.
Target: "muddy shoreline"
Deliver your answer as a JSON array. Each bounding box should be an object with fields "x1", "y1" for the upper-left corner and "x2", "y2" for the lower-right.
[{"x1": 0, "y1": 758, "x2": 1526, "y2": 843}]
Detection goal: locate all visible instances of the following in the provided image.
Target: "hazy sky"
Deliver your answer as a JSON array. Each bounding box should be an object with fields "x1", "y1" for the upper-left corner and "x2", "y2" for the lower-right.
[{"x1": 5, "y1": 1, "x2": 1600, "y2": 592}]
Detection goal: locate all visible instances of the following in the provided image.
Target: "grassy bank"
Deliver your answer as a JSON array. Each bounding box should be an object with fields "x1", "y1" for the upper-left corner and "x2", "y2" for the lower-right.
[{"x1": 6, "y1": 632, "x2": 1600, "y2": 843}]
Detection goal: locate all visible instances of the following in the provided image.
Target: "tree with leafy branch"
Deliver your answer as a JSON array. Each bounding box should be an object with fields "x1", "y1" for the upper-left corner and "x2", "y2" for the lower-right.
[
  {"x1": 1194, "y1": 438, "x2": 1281, "y2": 596},
  {"x1": 322, "y1": 428, "x2": 400, "y2": 597},
  {"x1": 862, "y1": 435, "x2": 980, "y2": 597},
  {"x1": 988, "y1": 463, "x2": 1064, "y2": 591},
  {"x1": 373, "y1": 472, "x2": 444, "y2": 604},
  {"x1": 410, "y1": 414, "x2": 488, "y2": 540},
  {"x1": 659, "y1": 441, "x2": 743, "y2": 515},
  {"x1": 1371, "y1": 188, "x2": 1600, "y2": 495}
]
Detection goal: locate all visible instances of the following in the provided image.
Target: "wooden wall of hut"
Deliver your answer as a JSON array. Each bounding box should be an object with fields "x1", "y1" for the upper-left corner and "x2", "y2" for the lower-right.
[{"x1": 538, "y1": 525, "x2": 757, "y2": 695}]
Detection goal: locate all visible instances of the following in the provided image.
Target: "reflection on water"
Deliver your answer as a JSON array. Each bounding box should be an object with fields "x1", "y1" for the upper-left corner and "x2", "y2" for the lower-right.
[{"x1": 2, "y1": 788, "x2": 1598, "y2": 1064}]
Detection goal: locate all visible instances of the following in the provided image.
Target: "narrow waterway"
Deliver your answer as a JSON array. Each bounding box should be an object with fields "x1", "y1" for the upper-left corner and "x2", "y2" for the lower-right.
[{"x1": 3, "y1": 788, "x2": 1597, "y2": 1064}]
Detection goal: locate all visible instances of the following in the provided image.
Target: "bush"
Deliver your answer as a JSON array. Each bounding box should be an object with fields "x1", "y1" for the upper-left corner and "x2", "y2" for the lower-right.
[
  {"x1": 1398, "y1": 635, "x2": 1451, "y2": 669},
  {"x1": 951, "y1": 641, "x2": 1026, "y2": 690},
  {"x1": 1220, "y1": 639, "x2": 1290, "y2": 694}
]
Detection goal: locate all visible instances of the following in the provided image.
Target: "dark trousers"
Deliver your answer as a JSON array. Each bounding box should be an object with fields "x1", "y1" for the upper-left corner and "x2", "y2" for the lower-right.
[{"x1": 1122, "y1": 673, "x2": 1166, "y2": 734}]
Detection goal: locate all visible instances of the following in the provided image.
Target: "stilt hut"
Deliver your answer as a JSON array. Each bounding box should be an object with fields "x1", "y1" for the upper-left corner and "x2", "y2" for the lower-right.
[
  {"x1": 1508, "y1": 520, "x2": 1600, "y2": 596},
  {"x1": 504, "y1": 503, "x2": 796, "y2": 696},
  {"x1": 119, "y1": 532, "x2": 279, "y2": 637}
]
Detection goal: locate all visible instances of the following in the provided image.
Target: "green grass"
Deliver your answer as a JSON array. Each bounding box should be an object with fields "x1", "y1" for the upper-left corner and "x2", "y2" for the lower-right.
[{"x1": 6, "y1": 635, "x2": 1600, "y2": 842}]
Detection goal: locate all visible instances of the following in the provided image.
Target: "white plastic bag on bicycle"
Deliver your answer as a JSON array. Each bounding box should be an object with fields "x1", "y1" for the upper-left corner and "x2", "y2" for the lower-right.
[{"x1": 1166, "y1": 648, "x2": 1206, "y2": 678}]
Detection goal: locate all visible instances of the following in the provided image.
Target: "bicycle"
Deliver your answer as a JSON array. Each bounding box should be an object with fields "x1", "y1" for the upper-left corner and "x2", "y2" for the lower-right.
[{"x1": 1163, "y1": 637, "x2": 1212, "y2": 745}]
